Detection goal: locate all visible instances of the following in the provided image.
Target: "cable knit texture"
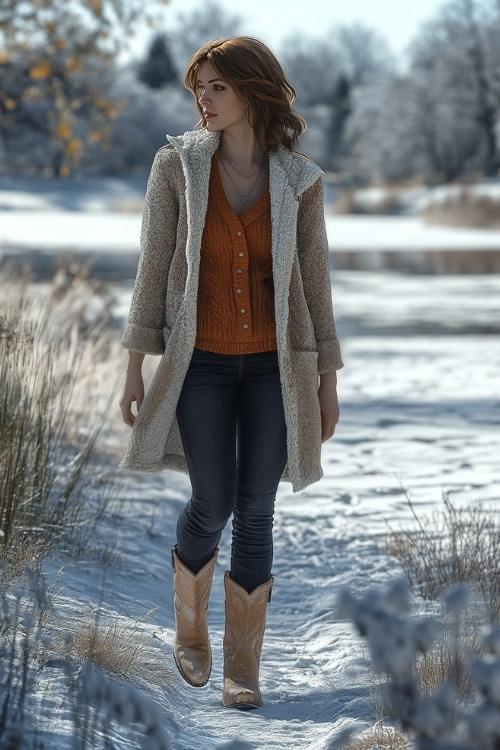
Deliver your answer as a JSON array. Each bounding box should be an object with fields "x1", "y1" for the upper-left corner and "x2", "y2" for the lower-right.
[
  {"x1": 120, "y1": 129, "x2": 343, "y2": 492},
  {"x1": 195, "y1": 152, "x2": 276, "y2": 354}
]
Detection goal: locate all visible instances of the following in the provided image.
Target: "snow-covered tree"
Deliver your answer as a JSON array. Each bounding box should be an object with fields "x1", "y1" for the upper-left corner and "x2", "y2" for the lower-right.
[
  {"x1": 409, "y1": 0, "x2": 500, "y2": 178},
  {"x1": 342, "y1": 73, "x2": 426, "y2": 182},
  {"x1": 280, "y1": 24, "x2": 393, "y2": 168},
  {"x1": 99, "y1": 67, "x2": 194, "y2": 173},
  {"x1": 280, "y1": 35, "x2": 341, "y2": 108},
  {"x1": 332, "y1": 23, "x2": 394, "y2": 87},
  {"x1": 341, "y1": 0, "x2": 500, "y2": 182}
]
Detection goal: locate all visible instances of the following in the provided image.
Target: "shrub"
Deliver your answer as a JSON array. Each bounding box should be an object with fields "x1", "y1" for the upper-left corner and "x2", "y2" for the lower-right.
[
  {"x1": 386, "y1": 493, "x2": 500, "y2": 622},
  {"x1": 419, "y1": 189, "x2": 500, "y2": 228}
]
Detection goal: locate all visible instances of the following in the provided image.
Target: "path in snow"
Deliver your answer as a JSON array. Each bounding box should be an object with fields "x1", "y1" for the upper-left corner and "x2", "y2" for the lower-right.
[{"x1": 45, "y1": 270, "x2": 500, "y2": 750}]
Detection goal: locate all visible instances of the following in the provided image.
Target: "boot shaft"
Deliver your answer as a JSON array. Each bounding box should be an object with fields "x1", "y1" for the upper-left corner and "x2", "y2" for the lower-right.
[{"x1": 223, "y1": 572, "x2": 272, "y2": 709}]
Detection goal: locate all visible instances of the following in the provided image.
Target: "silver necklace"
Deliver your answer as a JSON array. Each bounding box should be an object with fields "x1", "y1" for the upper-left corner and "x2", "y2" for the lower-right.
[
  {"x1": 219, "y1": 150, "x2": 263, "y2": 179},
  {"x1": 219, "y1": 155, "x2": 264, "y2": 205}
]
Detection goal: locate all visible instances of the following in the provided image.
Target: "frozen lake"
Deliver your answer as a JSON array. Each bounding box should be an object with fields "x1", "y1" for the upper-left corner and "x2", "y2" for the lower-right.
[{"x1": 2, "y1": 176, "x2": 500, "y2": 277}]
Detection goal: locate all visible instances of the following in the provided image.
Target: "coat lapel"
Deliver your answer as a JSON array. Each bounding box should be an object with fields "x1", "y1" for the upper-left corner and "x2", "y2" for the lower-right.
[
  {"x1": 166, "y1": 130, "x2": 220, "y2": 344},
  {"x1": 269, "y1": 146, "x2": 323, "y2": 344}
]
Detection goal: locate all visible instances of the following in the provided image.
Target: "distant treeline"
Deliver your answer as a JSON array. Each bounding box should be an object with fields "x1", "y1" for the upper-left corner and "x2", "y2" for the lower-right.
[{"x1": 1, "y1": 0, "x2": 499, "y2": 183}]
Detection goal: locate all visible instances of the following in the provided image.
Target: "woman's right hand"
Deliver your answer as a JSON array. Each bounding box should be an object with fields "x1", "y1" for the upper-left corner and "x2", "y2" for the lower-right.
[{"x1": 120, "y1": 352, "x2": 145, "y2": 427}]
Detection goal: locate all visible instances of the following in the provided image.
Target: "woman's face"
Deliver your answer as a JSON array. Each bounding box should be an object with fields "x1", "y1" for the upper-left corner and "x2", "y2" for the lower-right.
[{"x1": 197, "y1": 60, "x2": 249, "y2": 133}]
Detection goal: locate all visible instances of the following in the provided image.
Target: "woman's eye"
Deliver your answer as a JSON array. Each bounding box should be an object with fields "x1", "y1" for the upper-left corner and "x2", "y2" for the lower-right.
[{"x1": 214, "y1": 85, "x2": 225, "y2": 92}]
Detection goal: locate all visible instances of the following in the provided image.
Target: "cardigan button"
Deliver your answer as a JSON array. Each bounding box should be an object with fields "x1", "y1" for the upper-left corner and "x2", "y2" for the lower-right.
[
  {"x1": 236, "y1": 288, "x2": 242, "y2": 293},
  {"x1": 243, "y1": 324, "x2": 249, "y2": 329},
  {"x1": 240, "y1": 308, "x2": 246, "y2": 314}
]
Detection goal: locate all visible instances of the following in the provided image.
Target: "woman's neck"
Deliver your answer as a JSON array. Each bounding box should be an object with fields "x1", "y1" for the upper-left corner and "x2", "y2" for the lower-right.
[{"x1": 219, "y1": 131, "x2": 265, "y2": 171}]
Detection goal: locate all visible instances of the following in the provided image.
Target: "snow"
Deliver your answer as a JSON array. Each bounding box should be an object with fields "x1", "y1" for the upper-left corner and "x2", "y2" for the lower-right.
[
  {"x1": 2, "y1": 178, "x2": 500, "y2": 255},
  {"x1": 1, "y1": 178, "x2": 500, "y2": 748}
]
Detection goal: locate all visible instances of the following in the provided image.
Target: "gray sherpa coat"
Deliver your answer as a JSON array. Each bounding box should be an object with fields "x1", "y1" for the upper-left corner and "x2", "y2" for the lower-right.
[{"x1": 120, "y1": 129, "x2": 343, "y2": 492}]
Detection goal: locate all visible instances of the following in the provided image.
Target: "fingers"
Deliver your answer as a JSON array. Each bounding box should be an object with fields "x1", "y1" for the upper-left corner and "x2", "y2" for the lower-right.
[
  {"x1": 320, "y1": 411, "x2": 340, "y2": 442},
  {"x1": 119, "y1": 396, "x2": 138, "y2": 427},
  {"x1": 321, "y1": 420, "x2": 336, "y2": 443},
  {"x1": 119, "y1": 373, "x2": 144, "y2": 427}
]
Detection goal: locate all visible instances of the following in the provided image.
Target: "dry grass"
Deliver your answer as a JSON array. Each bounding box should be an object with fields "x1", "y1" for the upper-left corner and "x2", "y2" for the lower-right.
[
  {"x1": 346, "y1": 721, "x2": 408, "y2": 750},
  {"x1": 420, "y1": 189, "x2": 500, "y2": 228},
  {"x1": 47, "y1": 611, "x2": 172, "y2": 688},
  {"x1": 379, "y1": 492, "x2": 498, "y2": 730},
  {"x1": 333, "y1": 188, "x2": 403, "y2": 215},
  {"x1": 414, "y1": 625, "x2": 482, "y2": 701},
  {"x1": 0, "y1": 260, "x2": 174, "y2": 746},
  {"x1": 386, "y1": 494, "x2": 500, "y2": 622},
  {"x1": 0, "y1": 259, "x2": 122, "y2": 549}
]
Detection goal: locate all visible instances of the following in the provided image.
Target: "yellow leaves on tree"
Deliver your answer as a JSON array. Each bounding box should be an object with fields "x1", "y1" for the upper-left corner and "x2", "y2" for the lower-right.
[
  {"x1": 67, "y1": 56, "x2": 81, "y2": 72},
  {"x1": 3, "y1": 0, "x2": 172, "y2": 175},
  {"x1": 54, "y1": 121, "x2": 72, "y2": 139},
  {"x1": 65, "y1": 138, "x2": 82, "y2": 158},
  {"x1": 87, "y1": 0, "x2": 103, "y2": 14},
  {"x1": 29, "y1": 61, "x2": 52, "y2": 79}
]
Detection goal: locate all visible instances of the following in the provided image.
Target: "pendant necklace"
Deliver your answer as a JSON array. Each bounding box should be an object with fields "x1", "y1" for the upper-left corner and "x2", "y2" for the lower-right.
[
  {"x1": 219, "y1": 155, "x2": 264, "y2": 205},
  {"x1": 219, "y1": 149, "x2": 263, "y2": 179}
]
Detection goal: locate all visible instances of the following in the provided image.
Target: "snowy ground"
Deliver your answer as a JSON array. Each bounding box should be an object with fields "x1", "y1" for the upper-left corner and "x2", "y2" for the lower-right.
[{"x1": 1, "y1": 179, "x2": 500, "y2": 749}]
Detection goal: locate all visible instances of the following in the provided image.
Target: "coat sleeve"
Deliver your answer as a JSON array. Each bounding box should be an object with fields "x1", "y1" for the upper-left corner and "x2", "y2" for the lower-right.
[
  {"x1": 296, "y1": 176, "x2": 343, "y2": 373},
  {"x1": 121, "y1": 147, "x2": 180, "y2": 355}
]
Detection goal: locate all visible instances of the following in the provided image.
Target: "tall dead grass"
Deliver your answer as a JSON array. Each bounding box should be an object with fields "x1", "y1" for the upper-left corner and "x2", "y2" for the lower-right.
[
  {"x1": 0, "y1": 259, "x2": 175, "y2": 747},
  {"x1": 0, "y1": 258, "x2": 122, "y2": 550}
]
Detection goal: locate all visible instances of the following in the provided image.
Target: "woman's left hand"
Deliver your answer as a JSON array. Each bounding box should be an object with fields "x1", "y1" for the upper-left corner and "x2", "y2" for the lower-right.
[{"x1": 318, "y1": 371, "x2": 340, "y2": 442}]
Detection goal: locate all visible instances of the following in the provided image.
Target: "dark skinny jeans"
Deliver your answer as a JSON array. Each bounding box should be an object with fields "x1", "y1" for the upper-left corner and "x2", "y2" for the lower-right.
[{"x1": 175, "y1": 349, "x2": 287, "y2": 593}]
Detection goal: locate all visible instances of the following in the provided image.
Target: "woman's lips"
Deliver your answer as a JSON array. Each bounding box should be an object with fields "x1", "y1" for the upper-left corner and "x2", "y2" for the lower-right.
[{"x1": 204, "y1": 113, "x2": 216, "y2": 120}]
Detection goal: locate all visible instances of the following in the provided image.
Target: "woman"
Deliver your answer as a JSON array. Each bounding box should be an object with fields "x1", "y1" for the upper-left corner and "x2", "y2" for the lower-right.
[{"x1": 119, "y1": 36, "x2": 343, "y2": 709}]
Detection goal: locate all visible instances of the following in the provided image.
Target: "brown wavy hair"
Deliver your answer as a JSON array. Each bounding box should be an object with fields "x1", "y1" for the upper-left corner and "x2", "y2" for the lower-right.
[{"x1": 184, "y1": 36, "x2": 307, "y2": 152}]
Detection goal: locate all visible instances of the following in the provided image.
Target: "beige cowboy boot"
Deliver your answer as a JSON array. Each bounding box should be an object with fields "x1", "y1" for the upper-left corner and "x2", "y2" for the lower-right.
[
  {"x1": 222, "y1": 571, "x2": 273, "y2": 709},
  {"x1": 171, "y1": 546, "x2": 218, "y2": 687}
]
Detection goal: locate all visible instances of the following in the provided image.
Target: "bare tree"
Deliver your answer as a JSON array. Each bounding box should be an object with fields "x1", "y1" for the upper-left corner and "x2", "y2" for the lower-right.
[
  {"x1": 280, "y1": 35, "x2": 341, "y2": 107},
  {"x1": 410, "y1": 0, "x2": 500, "y2": 177},
  {"x1": 168, "y1": 1, "x2": 243, "y2": 73},
  {"x1": 332, "y1": 23, "x2": 394, "y2": 86},
  {"x1": 342, "y1": 0, "x2": 500, "y2": 183}
]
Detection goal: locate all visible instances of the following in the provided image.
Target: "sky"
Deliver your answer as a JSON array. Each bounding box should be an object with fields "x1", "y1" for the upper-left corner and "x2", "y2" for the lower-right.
[{"x1": 147, "y1": 0, "x2": 449, "y2": 60}]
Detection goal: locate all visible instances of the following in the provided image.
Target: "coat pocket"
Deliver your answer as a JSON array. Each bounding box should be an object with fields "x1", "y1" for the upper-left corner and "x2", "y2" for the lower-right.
[{"x1": 287, "y1": 350, "x2": 322, "y2": 474}]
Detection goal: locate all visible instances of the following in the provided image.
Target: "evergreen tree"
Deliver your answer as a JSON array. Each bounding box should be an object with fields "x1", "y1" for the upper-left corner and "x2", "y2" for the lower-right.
[
  {"x1": 328, "y1": 75, "x2": 351, "y2": 166},
  {"x1": 138, "y1": 33, "x2": 177, "y2": 90}
]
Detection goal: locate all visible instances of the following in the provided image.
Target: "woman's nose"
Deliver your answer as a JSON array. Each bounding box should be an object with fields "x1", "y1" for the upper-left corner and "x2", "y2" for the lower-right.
[{"x1": 199, "y1": 90, "x2": 210, "y2": 106}]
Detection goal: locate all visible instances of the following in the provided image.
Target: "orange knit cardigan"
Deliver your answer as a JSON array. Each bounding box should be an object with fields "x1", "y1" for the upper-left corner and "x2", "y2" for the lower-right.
[{"x1": 195, "y1": 154, "x2": 277, "y2": 354}]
